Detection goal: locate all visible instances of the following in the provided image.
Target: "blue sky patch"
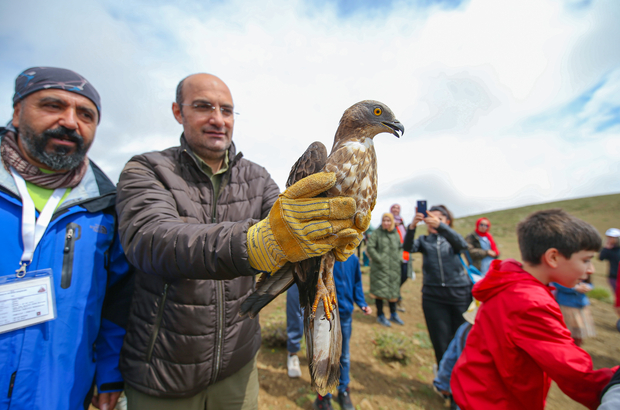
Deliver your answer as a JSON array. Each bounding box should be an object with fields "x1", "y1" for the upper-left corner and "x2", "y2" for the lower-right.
[
  {"x1": 521, "y1": 73, "x2": 620, "y2": 137},
  {"x1": 304, "y1": 0, "x2": 468, "y2": 19}
]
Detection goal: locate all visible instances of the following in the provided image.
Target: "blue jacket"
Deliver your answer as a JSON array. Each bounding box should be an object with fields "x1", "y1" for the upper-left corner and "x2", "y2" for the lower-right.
[
  {"x1": 433, "y1": 321, "x2": 472, "y2": 393},
  {"x1": 0, "y1": 132, "x2": 133, "y2": 409},
  {"x1": 334, "y1": 255, "x2": 368, "y2": 319},
  {"x1": 552, "y1": 282, "x2": 591, "y2": 309}
]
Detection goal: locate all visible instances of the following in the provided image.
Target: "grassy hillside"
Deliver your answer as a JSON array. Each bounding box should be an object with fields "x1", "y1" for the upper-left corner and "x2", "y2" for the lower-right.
[
  {"x1": 449, "y1": 193, "x2": 620, "y2": 270},
  {"x1": 260, "y1": 194, "x2": 620, "y2": 410}
]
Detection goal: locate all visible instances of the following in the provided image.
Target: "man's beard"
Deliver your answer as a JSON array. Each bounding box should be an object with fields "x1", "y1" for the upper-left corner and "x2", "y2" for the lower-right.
[{"x1": 19, "y1": 124, "x2": 91, "y2": 171}]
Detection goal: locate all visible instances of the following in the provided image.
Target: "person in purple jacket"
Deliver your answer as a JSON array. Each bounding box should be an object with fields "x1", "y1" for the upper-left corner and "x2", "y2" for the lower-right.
[{"x1": 314, "y1": 254, "x2": 372, "y2": 410}]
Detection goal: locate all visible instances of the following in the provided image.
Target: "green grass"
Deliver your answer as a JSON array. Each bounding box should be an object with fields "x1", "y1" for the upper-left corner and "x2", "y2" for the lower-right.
[
  {"x1": 412, "y1": 331, "x2": 432, "y2": 349},
  {"x1": 588, "y1": 287, "x2": 613, "y2": 303},
  {"x1": 261, "y1": 310, "x2": 287, "y2": 348},
  {"x1": 450, "y1": 193, "x2": 620, "y2": 261}
]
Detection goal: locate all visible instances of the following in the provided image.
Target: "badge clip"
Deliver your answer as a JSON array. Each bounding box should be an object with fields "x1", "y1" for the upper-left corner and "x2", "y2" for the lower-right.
[{"x1": 16, "y1": 262, "x2": 28, "y2": 278}]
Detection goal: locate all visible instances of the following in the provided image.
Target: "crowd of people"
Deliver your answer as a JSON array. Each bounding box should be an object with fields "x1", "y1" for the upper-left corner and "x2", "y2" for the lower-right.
[{"x1": 1, "y1": 66, "x2": 618, "y2": 410}]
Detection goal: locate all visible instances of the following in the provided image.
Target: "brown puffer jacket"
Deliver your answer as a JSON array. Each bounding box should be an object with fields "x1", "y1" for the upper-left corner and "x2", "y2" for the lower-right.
[{"x1": 116, "y1": 136, "x2": 280, "y2": 398}]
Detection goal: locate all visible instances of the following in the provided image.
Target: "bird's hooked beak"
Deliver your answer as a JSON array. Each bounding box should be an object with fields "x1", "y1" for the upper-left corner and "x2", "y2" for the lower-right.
[{"x1": 381, "y1": 120, "x2": 405, "y2": 138}]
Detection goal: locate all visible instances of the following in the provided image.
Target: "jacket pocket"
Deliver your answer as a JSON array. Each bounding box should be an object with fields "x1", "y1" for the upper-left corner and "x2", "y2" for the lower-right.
[
  {"x1": 61, "y1": 223, "x2": 81, "y2": 289},
  {"x1": 146, "y1": 283, "x2": 169, "y2": 362}
]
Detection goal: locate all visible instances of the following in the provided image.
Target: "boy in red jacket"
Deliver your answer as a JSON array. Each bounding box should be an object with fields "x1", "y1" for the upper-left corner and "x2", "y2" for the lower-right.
[{"x1": 451, "y1": 209, "x2": 617, "y2": 410}]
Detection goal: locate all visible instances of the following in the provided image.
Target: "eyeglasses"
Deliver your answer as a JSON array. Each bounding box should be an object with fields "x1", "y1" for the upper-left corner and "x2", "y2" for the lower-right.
[
  {"x1": 479, "y1": 223, "x2": 489, "y2": 227},
  {"x1": 180, "y1": 102, "x2": 238, "y2": 118}
]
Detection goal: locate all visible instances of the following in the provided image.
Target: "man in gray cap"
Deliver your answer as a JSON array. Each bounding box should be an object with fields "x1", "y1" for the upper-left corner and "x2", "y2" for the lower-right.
[{"x1": 0, "y1": 67, "x2": 133, "y2": 410}]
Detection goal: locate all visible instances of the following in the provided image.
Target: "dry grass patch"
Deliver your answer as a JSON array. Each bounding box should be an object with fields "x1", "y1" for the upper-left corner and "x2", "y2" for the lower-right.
[{"x1": 373, "y1": 330, "x2": 416, "y2": 365}]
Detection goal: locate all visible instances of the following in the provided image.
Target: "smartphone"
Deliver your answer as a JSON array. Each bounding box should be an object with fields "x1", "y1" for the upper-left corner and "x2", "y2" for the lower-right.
[{"x1": 417, "y1": 200, "x2": 427, "y2": 217}]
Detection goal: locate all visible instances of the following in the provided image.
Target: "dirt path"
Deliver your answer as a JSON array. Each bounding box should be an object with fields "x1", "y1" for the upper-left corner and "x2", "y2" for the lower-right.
[{"x1": 257, "y1": 261, "x2": 619, "y2": 410}]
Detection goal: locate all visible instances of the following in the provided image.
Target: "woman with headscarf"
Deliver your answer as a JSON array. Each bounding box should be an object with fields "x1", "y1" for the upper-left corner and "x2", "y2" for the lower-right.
[
  {"x1": 390, "y1": 204, "x2": 413, "y2": 312},
  {"x1": 404, "y1": 205, "x2": 472, "y2": 366},
  {"x1": 367, "y1": 213, "x2": 404, "y2": 327},
  {"x1": 465, "y1": 217, "x2": 500, "y2": 275}
]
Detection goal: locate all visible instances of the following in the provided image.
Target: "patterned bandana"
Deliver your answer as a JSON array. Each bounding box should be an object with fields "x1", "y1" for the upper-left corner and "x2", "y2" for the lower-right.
[
  {"x1": 1, "y1": 129, "x2": 88, "y2": 189},
  {"x1": 13, "y1": 67, "x2": 101, "y2": 123}
]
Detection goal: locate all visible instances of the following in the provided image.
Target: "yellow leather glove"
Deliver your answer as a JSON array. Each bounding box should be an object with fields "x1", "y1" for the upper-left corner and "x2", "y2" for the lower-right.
[
  {"x1": 247, "y1": 172, "x2": 359, "y2": 272},
  {"x1": 332, "y1": 218, "x2": 368, "y2": 262}
]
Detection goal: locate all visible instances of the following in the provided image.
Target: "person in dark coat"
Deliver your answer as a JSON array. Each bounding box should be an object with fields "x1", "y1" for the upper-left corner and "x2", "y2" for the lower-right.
[
  {"x1": 404, "y1": 204, "x2": 472, "y2": 365},
  {"x1": 391, "y1": 203, "x2": 414, "y2": 312},
  {"x1": 367, "y1": 212, "x2": 403, "y2": 327},
  {"x1": 600, "y1": 228, "x2": 620, "y2": 292}
]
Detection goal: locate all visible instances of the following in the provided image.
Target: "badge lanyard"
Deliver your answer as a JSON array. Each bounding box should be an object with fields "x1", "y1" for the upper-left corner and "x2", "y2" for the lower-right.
[{"x1": 10, "y1": 167, "x2": 66, "y2": 277}]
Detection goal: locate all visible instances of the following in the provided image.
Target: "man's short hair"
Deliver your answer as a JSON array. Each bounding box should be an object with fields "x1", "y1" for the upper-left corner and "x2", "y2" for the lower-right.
[
  {"x1": 516, "y1": 208, "x2": 601, "y2": 265},
  {"x1": 176, "y1": 77, "x2": 185, "y2": 106}
]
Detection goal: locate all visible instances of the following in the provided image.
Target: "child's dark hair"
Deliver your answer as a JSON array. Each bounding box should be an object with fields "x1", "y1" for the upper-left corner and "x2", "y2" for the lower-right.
[
  {"x1": 429, "y1": 204, "x2": 454, "y2": 227},
  {"x1": 516, "y1": 209, "x2": 601, "y2": 265}
]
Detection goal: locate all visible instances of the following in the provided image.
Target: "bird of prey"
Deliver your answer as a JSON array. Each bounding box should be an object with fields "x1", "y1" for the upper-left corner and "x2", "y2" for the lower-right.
[{"x1": 240, "y1": 100, "x2": 404, "y2": 395}]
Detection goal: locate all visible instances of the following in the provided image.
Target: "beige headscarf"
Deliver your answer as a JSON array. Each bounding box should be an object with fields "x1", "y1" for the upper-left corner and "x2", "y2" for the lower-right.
[{"x1": 381, "y1": 212, "x2": 395, "y2": 232}]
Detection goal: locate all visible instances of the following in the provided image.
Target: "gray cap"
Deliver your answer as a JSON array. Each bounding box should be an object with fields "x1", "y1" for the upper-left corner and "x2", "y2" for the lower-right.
[{"x1": 13, "y1": 67, "x2": 101, "y2": 123}]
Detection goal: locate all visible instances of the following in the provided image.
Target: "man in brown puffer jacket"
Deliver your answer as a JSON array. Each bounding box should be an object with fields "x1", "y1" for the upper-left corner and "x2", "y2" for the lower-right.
[{"x1": 116, "y1": 73, "x2": 361, "y2": 410}]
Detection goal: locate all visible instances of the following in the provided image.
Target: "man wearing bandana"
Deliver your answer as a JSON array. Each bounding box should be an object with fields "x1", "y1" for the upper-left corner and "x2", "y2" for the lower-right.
[{"x1": 0, "y1": 67, "x2": 133, "y2": 410}]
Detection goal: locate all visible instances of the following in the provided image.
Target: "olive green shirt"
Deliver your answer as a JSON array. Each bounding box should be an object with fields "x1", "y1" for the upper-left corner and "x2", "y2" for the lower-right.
[{"x1": 193, "y1": 150, "x2": 230, "y2": 199}]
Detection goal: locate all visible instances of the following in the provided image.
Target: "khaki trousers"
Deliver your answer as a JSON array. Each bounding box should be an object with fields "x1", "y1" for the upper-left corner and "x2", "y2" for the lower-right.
[{"x1": 125, "y1": 353, "x2": 259, "y2": 410}]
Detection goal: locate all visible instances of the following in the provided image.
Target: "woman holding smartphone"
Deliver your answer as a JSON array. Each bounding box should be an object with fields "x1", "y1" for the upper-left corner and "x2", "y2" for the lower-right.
[{"x1": 404, "y1": 204, "x2": 472, "y2": 367}]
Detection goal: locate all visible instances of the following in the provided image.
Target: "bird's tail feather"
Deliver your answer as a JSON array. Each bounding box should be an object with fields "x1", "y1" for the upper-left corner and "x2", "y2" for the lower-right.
[
  {"x1": 239, "y1": 263, "x2": 295, "y2": 318},
  {"x1": 305, "y1": 299, "x2": 342, "y2": 396}
]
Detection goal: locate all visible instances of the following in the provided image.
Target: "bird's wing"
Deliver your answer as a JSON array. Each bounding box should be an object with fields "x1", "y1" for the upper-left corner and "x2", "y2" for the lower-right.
[
  {"x1": 286, "y1": 141, "x2": 328, "y2": 188},
  {"x1": 289, "y1": 143, "x2": 341, "y2": 396},
  {"x1": 293, "y1": 257, "x2": 321, "y2": 307},
  {"x1": 239, "y1": 263, "x2": 295, "y2": 318},
  {"x1": 239, "y1": 142, "x2": 328, "y2": 318}
]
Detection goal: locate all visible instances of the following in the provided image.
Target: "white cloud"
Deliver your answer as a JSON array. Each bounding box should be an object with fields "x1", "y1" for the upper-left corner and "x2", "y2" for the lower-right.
[{"x1": 0, "y1": 0, "x2": 618, "y2": 227}]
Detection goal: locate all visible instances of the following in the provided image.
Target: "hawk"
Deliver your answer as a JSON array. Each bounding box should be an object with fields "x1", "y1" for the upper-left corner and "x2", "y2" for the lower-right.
[{"x1": 240, "y1": 100, "x2": 404, "y2": 395}]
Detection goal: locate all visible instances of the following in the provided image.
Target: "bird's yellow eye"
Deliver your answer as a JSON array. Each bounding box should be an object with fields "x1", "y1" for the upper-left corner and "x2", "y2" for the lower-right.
[{"x1": 374, "y1": 107, "x2": 382, "y2": 116}]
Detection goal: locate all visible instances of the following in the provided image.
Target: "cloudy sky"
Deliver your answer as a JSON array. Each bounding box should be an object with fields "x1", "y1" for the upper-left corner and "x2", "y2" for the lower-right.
[{"x1": 1, "y1": 0, "x2": 619, "y2": 226}]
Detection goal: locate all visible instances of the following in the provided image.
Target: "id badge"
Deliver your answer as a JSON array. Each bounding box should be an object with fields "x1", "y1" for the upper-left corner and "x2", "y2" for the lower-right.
[{"x1": 0, "y1": 269, "x2": 57, "y2": 334}]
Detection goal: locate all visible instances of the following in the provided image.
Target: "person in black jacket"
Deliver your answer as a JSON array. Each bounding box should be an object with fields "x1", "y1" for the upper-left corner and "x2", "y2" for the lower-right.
[
  {"x1": 600, "y1": 228, "x2": 620, "y2": 293},
  {"x1": 404, "y1": 204, "x2": 472, "y2": 365}
]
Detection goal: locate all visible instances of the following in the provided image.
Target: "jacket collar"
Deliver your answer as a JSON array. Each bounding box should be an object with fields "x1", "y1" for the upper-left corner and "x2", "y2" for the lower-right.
[{"x1": 179, "y1": 134, "x2": 242, "y2": 171}]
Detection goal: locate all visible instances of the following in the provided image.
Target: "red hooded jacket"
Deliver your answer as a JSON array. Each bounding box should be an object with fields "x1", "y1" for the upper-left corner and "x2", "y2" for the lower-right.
[{"x1": 451, "y1": 259, "x2": 616, "y2": 410}]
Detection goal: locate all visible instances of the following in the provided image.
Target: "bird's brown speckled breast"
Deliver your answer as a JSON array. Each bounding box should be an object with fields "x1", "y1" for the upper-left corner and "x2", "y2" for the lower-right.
[{"x1": 323, "y1": 137, "x2": 377, "y2": 215}]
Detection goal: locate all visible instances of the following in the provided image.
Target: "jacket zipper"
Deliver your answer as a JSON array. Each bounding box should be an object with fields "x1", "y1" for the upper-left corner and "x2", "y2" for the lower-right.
[
  {"x1": 212, "y1": 281, "x2": 225, "y2": 381},
  {"x1": 61, "y1": 223, "x2": 81, "y2": 289},
  {"x1": 436, "y1": 236, "x2": 445, "y2": 286},
  {"x1": 211, "y1": 174, "x2": 228, "y2": 382},
  {"x1": 146, "y1": 283, "x2": 169, "y2": 362},
  {"x1": 210, "y1": 160, "x2": 232, "y2": 382},
  {"x1": 183, "y1": 147, "x2": 235, "y2": 382},
  {"x1": 7, "y1": 371, "x2": 16, "y2": 398}
]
